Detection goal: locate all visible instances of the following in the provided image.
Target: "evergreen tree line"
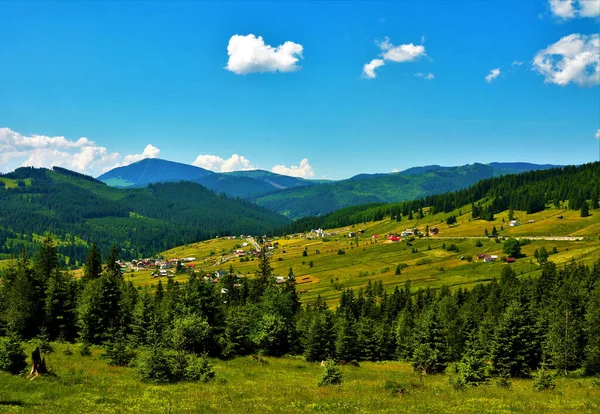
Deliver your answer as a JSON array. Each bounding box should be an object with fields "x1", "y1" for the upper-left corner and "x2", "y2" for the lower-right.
[
  {"x1": 1, "y1": 236, "x2": 600, "y2": 380},
  {"x1": 285, "y1": 162, "x2": 600, "y2": 233}
]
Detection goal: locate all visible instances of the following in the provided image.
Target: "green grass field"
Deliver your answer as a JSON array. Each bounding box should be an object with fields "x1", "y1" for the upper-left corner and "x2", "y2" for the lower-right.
[
  {"x1": 125, "y1": 206, "x2": 600, "y2": 306},
  {"x1": 1, "y1": 342, "x2": 599, "y2": 413}
]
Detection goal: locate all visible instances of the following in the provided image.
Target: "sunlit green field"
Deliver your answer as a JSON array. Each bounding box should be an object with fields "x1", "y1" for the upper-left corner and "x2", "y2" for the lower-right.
[
  {"x1": 1, "y1": 342, "x2": 599, "y2": 413},
  {"x1": 123, "y1": 206, "x2": 600, "y2": 306}
]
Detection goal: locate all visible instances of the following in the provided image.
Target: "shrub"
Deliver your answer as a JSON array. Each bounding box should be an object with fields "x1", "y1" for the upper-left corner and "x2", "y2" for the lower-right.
[
  {"x1": 33, "y1": 329, "x2": 53, "y2": 354},
  {"x1": 63, "y1": 346, "x2": 73, "y2": 356},
  {"x1": 103, "y1": 337, "x2": 136, "y2": 367},
  {"x1": 0, "y1": 335, "x2": 27, "y2": 374},
  {"x1": 337, "y1": 249, "x2": 345, "y2": 255},
  {"x1": 317, "y1": 360, "x2": 343, "y2": 386},
  {"x1": 79, "y1": 342, "x2": 92, "y2": 356},
  {"x1": 416, "y1": 258, "x2": 432, "y2": 266},
  {"x1": 475, "y1": 240, "x2": 483, "y2": 247},
  {"x1": 136, "y1": 346, "x2": 175, "y2": 383},
  {"x1": 170, "y1": 314, "x2": 211, "y2": 354},
  {"x1": 185, "y1": 354, "x2": 215, "y2": 383},
  {"x1": 533, "y1": 365, "x2": 555, "y2": 391},
  {"x1": 449, "y1": 374, "x2": 468, "y2": 391},
  {"x1": 383, "y1": 380, "x2": 407, "y2": 396}
]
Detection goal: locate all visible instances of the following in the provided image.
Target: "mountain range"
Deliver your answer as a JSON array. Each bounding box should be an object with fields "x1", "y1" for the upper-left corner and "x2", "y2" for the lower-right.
[
  {"x1": 98, "y1": 159, "x2": 561, "y2": 218},
  {"x1": 98, "y1": 158, "x2": 319, "y2": 198}
]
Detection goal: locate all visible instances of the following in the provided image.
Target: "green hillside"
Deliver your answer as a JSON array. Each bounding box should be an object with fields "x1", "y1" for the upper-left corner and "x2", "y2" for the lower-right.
[
  {"x1": 0, "y1": 167, "x2": 289, "y2": 264},
  {"x1": 255, "y1": 163, "x2": 503, "y2": 218}
]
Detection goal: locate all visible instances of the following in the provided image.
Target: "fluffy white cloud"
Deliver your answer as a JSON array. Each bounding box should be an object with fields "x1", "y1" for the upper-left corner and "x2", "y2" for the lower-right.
[
  {"x1": 225, "y1": 34, "x2": 303, "y2": 75},
  {"x1": 548, "y1": 0, "x2": 600, "y2": 19},
  {"x1": 362, "y1": 37, "x2": 427, "y2": 79},
  {"x1": 416, "y1": 72, "x2": 435, "y2": 80},
  {"x1": 378, "y1": 37, "x2": 426, "y2": 62},
  {"x1": 512, "y1": 61, "x2": 525, "y2": 66},
  {"x1": 122, "y1": 144, "x2": 160, "y2": 165},
  {"x1": 362, "y1": 59, "x2": 385, "y2": 79},
  {"x1": 485, "y1": 68, "x2": 501, "y2": 83},
  {"x1": 271, "y1": 158, "x2": 314, "y2": 179},
  {"x1": 596, "y1": 129, "x2": 600, "y2": 139},
  {"x1": 192, "y1": 154, "x2": 255, "y2": 172},
  {"x1": 0, "y1": 127, "x2": 161, "y2": 175},
  {"x1": 533, "y1": 34, "x2": 599, "y2": 86}
]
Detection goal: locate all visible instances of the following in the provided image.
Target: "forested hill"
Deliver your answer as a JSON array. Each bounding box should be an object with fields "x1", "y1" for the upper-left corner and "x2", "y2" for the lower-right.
[
  {"x1": 286, "y1": 162, "x2": 600, "y2": 233},
  {"x1": 254, "y1": 163, "x2": 561, "y2": 219},
  {"x1": 0, "y1": 167, "x2": 290, "y2": 264}
]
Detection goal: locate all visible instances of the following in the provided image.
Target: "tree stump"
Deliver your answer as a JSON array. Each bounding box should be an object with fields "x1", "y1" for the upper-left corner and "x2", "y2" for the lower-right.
[{"x1": 28, "y1": 347, "x2": 48, "y2": 379}]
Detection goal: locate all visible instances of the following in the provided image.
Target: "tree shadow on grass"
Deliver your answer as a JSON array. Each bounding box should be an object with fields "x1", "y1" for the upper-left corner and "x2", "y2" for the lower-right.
[{"x1": 0, "y1": 400, "x2": 26, "y2": 407}]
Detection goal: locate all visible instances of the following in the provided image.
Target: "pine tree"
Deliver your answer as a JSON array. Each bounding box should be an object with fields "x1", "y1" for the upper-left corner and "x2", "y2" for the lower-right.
[
  {"x1": 250, "y1": 244, "x2": 273, "y2": 301},
  {"x1": 304, "y1": 310, "x2": 335, "y2": 362},
  {"x1": 1, "y1": 252, "x2": 35, "y2": 337},
  {"x1": 583, "y1": 285, "x2": 600, "y2": 375},
  {"x1": 580, "y1": 201, "x2": 589, "y2": 217},
  {"x1": 335, "y1": 315, "x2": 358, "y2": 362},
  {"x1": 411, "y1": 307, "x2": 448, "y2": 374},
  {"x1": 44, "y1": 269, "x2": 78, "y2": 340},
  {"x1": 489, "y1": 301, "x2": 539, "y2": 378},
  {"x1": 83, "y1": 243, "x2": 102, "y2": 281}
]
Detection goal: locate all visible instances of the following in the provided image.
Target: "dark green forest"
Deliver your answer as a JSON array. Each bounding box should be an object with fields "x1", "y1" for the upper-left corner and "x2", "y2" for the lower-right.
[
  {"x1": 1, "y1": 236, "x2": 599, "y2": 384},
  {"x1": 0, "y1": 167, "x2": 289, "y2": 264},
  {"x1": 286, "y1": 162, "x2": 600, "y2": 233}
]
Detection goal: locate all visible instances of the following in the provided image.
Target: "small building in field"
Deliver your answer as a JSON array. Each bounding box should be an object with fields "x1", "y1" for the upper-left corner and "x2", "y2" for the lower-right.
[
  {"x1": 509, "y1": 220, "x2": 520, "y2": 227},
  {"x1": 506, "y1": 257, "x2": 516, "y2": 263},
  {"x1": 215, "y1": 270, "x2": 228, "y2": 278},
  {"x1": 429, "y1": 227, "x2": 439, "y2": 235}
]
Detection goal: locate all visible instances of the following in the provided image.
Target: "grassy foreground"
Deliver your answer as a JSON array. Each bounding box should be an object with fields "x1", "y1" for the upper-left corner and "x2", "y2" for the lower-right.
[{"x1": 1, "y1": 342, "x2": 599, "y2": 413}]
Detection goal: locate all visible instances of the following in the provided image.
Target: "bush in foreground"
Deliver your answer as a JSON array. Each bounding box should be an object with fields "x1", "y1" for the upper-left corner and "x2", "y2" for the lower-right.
[
  {"x1": 317, "y1": 360, "x2": 342, "y2": 386},
  {"x1": 136, "y1": 346, "x2": 215, "y2": 384},
  {"x1": 0, "y1": 335, "x2": 27, "y2": 374}
]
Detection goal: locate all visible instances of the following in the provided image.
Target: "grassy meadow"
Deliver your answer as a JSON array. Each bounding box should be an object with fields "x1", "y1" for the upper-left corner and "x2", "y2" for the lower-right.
[
  {"x1": 121, "y1": 206, "x2": 600, "y2": 306},
  {"x1": 1, "y1": 342, "x2": 599, "y2": 413}
]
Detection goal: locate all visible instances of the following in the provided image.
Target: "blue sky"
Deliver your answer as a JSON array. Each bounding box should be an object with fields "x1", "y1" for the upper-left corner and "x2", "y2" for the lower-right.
[{"x1": 0, "y1": 0, "x2": 598, "y2": 179}]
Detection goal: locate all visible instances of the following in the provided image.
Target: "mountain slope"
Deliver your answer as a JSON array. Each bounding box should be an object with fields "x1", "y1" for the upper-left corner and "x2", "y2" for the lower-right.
[
  {"x1": 255, "y1": 163, "x2": 564, "y2": 219},
  {"x1": 97, "y1": 158, "x2": 214, "y2": 187},
  {"x1": 98, "y1": 159, "x2": 319, "y2": 198},
  {"x1": 254, "y1": 163, "x2": 496, "y2": 218},
  {"x1": 0, "y1": 167, "x2": 290, "y2": 263}
]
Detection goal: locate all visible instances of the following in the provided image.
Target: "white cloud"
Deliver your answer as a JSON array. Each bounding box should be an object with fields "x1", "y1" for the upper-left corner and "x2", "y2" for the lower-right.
[
  {"x1": 416, "y1": 72, "x2": 435, "y2": 80},
  {"x1": 362, "y1": 59, "x2": 385, "y2": 79},
  {"x1": 122, "y1": 144, "x2": 160, "y2": 165},
  {"x1": 595, "y1": 129, "x2": 600, "y2": 139},
  {"x1": 378, "y1": 37, "x2": 426, "y2": 62},
  {"x1": 192, "y1": 154, "x2": 255, "y2": 172},
  {"x1": 512, "y1": 61, "x2": 525, "y2": 66},
  {"x1": 579, "y1": 0, "x2": 600, "y2": 17},
  {"x1": 532, "y1": 34, "x2": 600, "y2": 86},
  {"x1": 548, "y1": 0, "x2": 600, "y2": 19},
  {"x1": 361, "y1": 37, "x2": 427, "y2": 79},
  {"x1": 225, "y1": 34, "x2": 303, "y2": 75},
  {"x1": 549, "y1": 0, "x2": 576, "y2": 18},
  {"x1": 0, "y1": 127, "x2": 163, "y2": 175},
  {"x1": 271, "y1": 158, "x2": 314, "y2": 179},
  {"x1": 485, "y1": 68, "x2": 501, "y2": 83}
]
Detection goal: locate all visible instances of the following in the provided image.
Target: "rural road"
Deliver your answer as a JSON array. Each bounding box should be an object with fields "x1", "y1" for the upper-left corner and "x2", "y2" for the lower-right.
[
  {"x1": 247, "y1": 237, "x2": 261, "y2": 251},
  {"x1": 214, "y1": 236, "x2": 261, "y2": 266}
]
